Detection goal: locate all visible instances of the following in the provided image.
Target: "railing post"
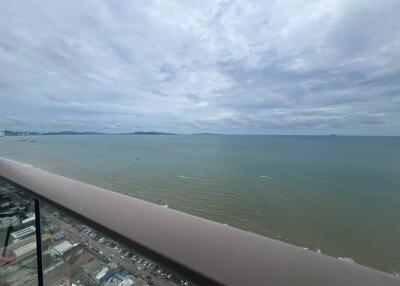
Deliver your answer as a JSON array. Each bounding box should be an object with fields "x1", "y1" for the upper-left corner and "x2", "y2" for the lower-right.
[
  {"x1": 2, "y1": 226, "x2": 13, "y2": 257},
  {"x1": 34, "y1": 199, "x2": 44, "y2": 286}
]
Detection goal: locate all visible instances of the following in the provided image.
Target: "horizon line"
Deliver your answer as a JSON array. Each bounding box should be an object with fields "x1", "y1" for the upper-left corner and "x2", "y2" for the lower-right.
[{"x1": 0, "y1": 130, "x2": 399, "y2": 137}]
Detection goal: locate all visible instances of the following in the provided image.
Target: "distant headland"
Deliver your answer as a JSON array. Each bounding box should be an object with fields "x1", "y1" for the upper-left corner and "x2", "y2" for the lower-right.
[
  {"x1": 0, "y1": 130, "x2": 180, "y2": 136},
  {"x1": 125, "y1": 131, "x2": 177, "y2": 135},
  {"x1": 0, "y1": 130, "x2": 232, "y2": 137}
]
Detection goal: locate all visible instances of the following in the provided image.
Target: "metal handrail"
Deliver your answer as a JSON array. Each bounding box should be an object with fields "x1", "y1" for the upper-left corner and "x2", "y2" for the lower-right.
[{"x1": 0, "y1": 157, "x2": 398, "y2": 286}]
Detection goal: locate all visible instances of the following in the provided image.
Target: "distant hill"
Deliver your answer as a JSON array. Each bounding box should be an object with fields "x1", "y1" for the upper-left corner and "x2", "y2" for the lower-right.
[
  {"x1": 1, "y1": 130, "x2": 106, "y2": 136},
  {"x1": 42, "y1": 131, "x2": 106, "y2": 135},
  {"x1": 3, "y1": 130, "x2": 40, "y2": 136},
  {"x1": 1, "y1": 130, "x2": 178, "y2": 136},
  {"x1": 126, "y1": 131, "x2": 177, "y2": 135},
  {"x1": 192, "y1": 133, "x2": 224, "y2": 135}
]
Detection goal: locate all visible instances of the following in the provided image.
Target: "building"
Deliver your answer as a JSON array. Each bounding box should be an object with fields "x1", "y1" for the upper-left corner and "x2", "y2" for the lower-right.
[
  {"x1": 0, "y1": 254, "x2": 16, "y2": 266},
  {"x1": 63, "y1": 243, "x2": 84, "y2": 264},
  {"x1": 50, "y1": 241, "x2": 77, "y2": 257},
  {"x1": 52, "y1": 232, "x2": 66, "y2": 241},
  {"x1": 21, "y1": 215, "x2": 35, "y2": 225},
  {"x1": 118, "y1": 278, "x2": 134, "y2": 286},
  {"x1": 13, "y1": 241, "x2": 37, "y2": 258},
  {"x1": 0, "y1": 216, "x2": 19, "y2": 229},
  {"x1": 104, "y1": 274, "x2": 134, "y2": 286},
  {"x1": 98, "y1": 267, "x2": 118, "y2": 283},
  {"x1": 11, "y1": 225, "x2": 36, "y2": 240},
  {"x1": 54, "y1": 278, "x2": 83, "y2": 286},
  {"x1": 81, "y1": 259, "x2": 120, "y2": 285},
  {"x1": 107, "y1": 275, "x2": 134, "y2": 286},
  {"x1": 81, "y1": 259, "x2": 107, "y2": 286}
]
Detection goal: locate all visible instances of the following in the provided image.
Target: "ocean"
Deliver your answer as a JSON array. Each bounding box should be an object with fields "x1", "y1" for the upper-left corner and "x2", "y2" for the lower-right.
[{"x1": 0, "y1": 135, "x2": 399, "y2": 274}]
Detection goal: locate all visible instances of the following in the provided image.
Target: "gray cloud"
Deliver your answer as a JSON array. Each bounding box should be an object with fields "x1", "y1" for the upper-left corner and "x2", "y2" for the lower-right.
[{"x1": 0, "y1": 0, "x2": 399, "y2": 134}]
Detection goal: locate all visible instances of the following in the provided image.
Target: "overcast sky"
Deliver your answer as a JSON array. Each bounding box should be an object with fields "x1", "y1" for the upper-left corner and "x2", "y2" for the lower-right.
[{"x1": 1, "y1": 0, "x2": 399, "y2": 135}]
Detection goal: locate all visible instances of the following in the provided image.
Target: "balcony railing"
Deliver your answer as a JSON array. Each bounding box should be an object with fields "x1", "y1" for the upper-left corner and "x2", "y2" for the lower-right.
[{"x1": 0, "y1": 157, "x2": 399, "y2": 286}]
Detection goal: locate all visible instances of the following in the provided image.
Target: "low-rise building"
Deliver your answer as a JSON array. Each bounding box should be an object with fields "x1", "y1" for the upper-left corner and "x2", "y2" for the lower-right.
[
  {"x1": 81, "y1": 259, "x2": 107, "y2": 286},
  {"x1": 0, "y1": 216, "x2": 19, "y2": 229},
  {"x1": 52, "y1": 232, "x2": 66, "y2": 241},
  {"x1": 21, "y1": 215, "x2": 35, "y2": 225},
  {"x1": 133, "y1": 278, "x2": 147, "y2": 286},
  {"x1": 11, "y1": 225, "x2": 36, "y2": 240},
  {"x1": 13, "y1": 241, "x2": 37, "y2": 258},
  {"x1": 118, "y1": 278, "x2": 134, "y2": 286},
  {"x1": 50, "y1": 241, "x2": 78, "y2": 257},
  {"x1": 98, "y1": 267, "x2": 118, "y2": 283}
]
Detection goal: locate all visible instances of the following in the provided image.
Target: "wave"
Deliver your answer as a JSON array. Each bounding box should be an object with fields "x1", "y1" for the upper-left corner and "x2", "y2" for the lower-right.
[
  {"x1": 22, "y1": 163, "x2": 34, "y2": 168},
  {"x1": 338, "y1": 257, "x2": 355, "y2": 263},
  {"x1": 260, "y1": 175, "x2": 273, "y2": 179},
  {"x1": 177, "y1": 175, "x2": 205, "y2": 181}
]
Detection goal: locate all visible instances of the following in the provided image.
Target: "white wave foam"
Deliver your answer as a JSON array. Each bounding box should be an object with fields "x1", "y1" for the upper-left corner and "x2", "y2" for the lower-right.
[
  {"x1": 260, "y1": 175, "x2": 273, "y2": 179},
  {"x1": 178, "y1": 175, "x2": 205, "y2": 180},
  {"x1": 163, "y1": 204, "x2": 169, "y2": 208},
  {"x1": 3, "y1": 158, "x2": 36, "y2": 169},
  {"x1": 338, "y1": 257, "x2": 354, "y2": 263}
]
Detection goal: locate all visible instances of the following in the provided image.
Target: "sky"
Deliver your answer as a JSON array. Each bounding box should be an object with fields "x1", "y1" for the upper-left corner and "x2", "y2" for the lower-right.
[{"x1": 0, "y1": 0, "x2": 399, "y2": 135}]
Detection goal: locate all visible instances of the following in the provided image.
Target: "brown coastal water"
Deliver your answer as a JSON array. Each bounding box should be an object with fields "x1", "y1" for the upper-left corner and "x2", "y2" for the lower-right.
[{"x1": 0, "y1": 135, "x2": 399, "y2": 274}]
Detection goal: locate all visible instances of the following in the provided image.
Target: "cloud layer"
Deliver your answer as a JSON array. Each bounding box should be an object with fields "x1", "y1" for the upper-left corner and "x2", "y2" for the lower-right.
[{"x1": 1, "y1": 0, "x2": 399, "y2": 134}]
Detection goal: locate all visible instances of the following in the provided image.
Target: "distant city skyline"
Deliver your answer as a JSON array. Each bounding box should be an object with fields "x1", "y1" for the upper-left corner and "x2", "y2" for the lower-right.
[{"x1": 1, "y1": 1, "x2": 400, "y2": 135}]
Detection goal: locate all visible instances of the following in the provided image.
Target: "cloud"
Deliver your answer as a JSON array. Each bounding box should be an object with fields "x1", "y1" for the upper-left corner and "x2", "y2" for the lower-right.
[{"x1": 0, "y1": 0, "x2": 399, "y2": 134}]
